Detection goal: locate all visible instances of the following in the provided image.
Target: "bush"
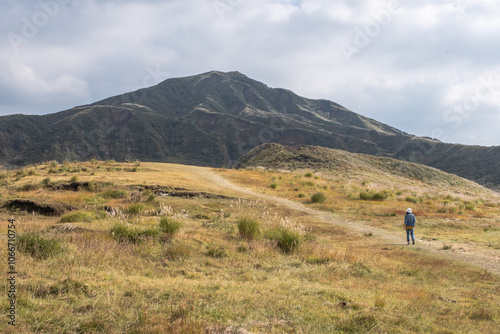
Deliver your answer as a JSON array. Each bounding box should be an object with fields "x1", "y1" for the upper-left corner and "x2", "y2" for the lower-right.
[
  {"x1": 405, "y1": 196, "x2": 421, "y2": 204},
  {"x1": 269, "y1": 183, "x2": 278, "y2": 189},
  {"x1": 110, "y1": 224, "x2": 159, "y2": 243},
  {"x1": 359, "y1": 191, "x2": 391, "y2": 201},
  {"x1": 237, "y1": 218, "x2": 260, "y2": 240},
  {"x1": 159, "y1": 217, "x2": 182, "y2": 237},
  {"x1": 304, "y1": 172, "x2": 313, "y2": 177},
  {"x1": 59, "y1": 211, "x2": 94, "y2": 223},
  {"x1": 18, "y1": 232, "x2": 63, "y2": 259},
  {"x1": 267, "y1": 227, "x2": 301, "y2": 254},
  {"x1": 311, "y1": 192, "x2": 326, "y2": 203}
]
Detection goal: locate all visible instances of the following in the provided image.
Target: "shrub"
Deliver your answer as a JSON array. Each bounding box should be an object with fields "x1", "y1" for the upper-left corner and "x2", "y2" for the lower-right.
[
  {"x1": 311, "y1": 192, "x2": 326, "y2": 203},
  {"x1": 298, "y1": 193, "x2": 306, "y2": 198},
  {"x1": 159, "y1": 217, "x2": 182, "y2": 237},
  {"x1": 359, "y1": 191, "x2": 391, "y2": 201},
  {"x1": 18, "y1": 232, "x2": 63, "y2": 259},
  {"x1": 405, "y1": 196, "x2": 421, "y2": 204},
  {"x1": 269, "y1": 183, "x2": 278, "y2": 189},
  {"x1": 267, "y1": 227, "x2": 302, "y2": 254},
  {"x1": 59, "y1": 211, "x2": 94, "y2": 223},
  {"x1": 110, "y1": 224, "x2": 159, "y2": 243},
  {"x1": 237, "y1": 218, "x2": 260, "y2": 240},
  {"x1": 304, "y1": 172, "x2": 313, "y2": 177}
]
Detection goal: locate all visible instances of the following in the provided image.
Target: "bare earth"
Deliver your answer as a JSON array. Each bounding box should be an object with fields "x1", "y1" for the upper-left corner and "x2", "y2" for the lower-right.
[{"x1": 187, "y1": 166, "x2": 500, "y2": 275}]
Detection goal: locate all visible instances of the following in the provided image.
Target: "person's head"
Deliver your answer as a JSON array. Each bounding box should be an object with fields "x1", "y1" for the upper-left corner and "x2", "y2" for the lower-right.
[{"x1": 406, "y1": 208, "x2": 412, "y2": 214}]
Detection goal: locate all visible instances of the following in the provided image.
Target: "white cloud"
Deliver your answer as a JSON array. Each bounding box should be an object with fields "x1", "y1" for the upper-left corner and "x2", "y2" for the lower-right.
[{"x1": 0, "y1": 0, "x2": 499, "y2": 145}]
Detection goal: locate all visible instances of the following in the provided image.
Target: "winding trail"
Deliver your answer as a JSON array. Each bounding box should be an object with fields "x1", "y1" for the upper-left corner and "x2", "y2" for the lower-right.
[{"x1": 188, "y1": 166, "x2": 500, "y2": 275}]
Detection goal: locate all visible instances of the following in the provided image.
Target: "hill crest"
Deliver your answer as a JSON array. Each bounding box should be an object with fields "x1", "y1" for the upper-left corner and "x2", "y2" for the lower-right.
[{"x1": 236, "y1": 143, "x2": 493, "y2": 194}]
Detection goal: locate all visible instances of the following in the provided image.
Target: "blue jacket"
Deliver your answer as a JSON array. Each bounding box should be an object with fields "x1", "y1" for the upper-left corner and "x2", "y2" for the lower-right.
[{"x1": 405, "y1": 213, "x2": 416, "y2": 228}]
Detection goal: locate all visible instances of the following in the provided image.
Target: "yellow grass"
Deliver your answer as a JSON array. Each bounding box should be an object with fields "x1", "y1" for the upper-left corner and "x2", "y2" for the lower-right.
[{"x1": 0, "y1": 161, "x2": 498, "y2": 333}]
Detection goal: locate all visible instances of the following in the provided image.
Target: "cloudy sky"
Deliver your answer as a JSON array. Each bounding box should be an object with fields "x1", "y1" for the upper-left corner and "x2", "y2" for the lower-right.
[{"x1": 1, "y1": 0, "x2": 499, "y2": 146}]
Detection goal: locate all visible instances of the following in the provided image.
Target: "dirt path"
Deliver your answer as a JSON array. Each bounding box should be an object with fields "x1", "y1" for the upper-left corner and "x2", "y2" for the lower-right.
[{"x1": 189, "y1": 166, "x2": 500, "y2": 275}]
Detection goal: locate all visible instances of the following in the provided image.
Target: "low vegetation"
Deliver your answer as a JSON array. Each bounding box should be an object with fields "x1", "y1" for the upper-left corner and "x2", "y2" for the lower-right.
[
  {"x1": 311, "y1": 192, "x2": 326, "y2": 203},
  {"x1": 237, "y1": 217, "x2": 261, "y2": 240},
  {"x1": 18, "y1": 232, "x2": 64, "y2": 260},
  {"x1": 110, "y1": 223, "x2": 159, "y2": 243},
  {"x1": 159, "y1": 217, "x2": 182, "y2": 237}
]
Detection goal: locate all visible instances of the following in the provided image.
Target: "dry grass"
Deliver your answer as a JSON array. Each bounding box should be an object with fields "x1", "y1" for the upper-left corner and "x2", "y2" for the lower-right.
[
  {"x1": 219, "y1": 167, "x2": 500, "y2": 253},
  {"x1": 0, "y1": 161, "x2": 499, "y2": 333}
]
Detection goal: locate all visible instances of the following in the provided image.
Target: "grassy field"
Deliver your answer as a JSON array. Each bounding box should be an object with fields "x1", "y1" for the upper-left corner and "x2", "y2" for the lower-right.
[{"x1": 0, "y1": 161, "x2": 499, "y2": 333}]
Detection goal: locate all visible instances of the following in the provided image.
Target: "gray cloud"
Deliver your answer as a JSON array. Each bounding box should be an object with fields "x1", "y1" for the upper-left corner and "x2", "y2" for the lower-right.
[{"x1": 0, "y1": 0, "x2": 499, "y2": 146}]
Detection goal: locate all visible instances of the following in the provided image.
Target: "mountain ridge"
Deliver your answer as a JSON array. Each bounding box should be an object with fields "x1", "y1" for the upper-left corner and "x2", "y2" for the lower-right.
[{"x1": 0, "y1": 70, "x2": 498, "y2": 190}]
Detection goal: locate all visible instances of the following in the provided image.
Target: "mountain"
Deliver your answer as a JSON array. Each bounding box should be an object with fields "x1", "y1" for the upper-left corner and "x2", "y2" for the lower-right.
[{"x1": 0, "y1": 71, "x2": 499, "y2": 190}]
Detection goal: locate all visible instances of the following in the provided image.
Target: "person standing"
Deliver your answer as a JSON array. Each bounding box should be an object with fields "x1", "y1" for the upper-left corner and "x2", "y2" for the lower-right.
[{"x1": 404, "y1": 208, "x2": 416, "y2": 245}]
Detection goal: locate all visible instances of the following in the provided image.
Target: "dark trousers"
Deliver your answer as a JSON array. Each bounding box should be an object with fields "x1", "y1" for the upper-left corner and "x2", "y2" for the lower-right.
[{"x1": 406, "y1": 229, "x2": 415, "y2": 243}]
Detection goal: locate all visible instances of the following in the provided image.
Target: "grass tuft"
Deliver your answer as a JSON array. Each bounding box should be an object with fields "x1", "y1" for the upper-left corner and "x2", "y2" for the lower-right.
[
  {"x1": 18, "y1": 232, "x2": 64, "y2": 259},
  {"x1": 60, "y1": 211, "x2": 95, "y2": 223},
  {"x1": 110, "y1": 224, "x2": 159, "y2": 243},
  {"x1": 127, "y1": 203, "x2": 146, "y2": 215},
  {"x1": 159, "y1": 217, "x2": 182, "y2": 237},
  {"x1": 266, "y1": 226, "x2": 302, "y2": 254},
  {"x1": 237, "y1": 217, "x2": 261, "y2": 240},
  {"x1": 311, "y1": 192, "x2": 326, "y2": 203}
]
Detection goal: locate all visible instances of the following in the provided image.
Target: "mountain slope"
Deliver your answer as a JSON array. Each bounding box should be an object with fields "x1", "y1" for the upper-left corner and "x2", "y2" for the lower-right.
[
  {"x1": 0, "y1": 71, "x2": 498, "y2": 189},
  {"x1": 235, "y1": 143, "x2": 491, "y2": 193}
]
